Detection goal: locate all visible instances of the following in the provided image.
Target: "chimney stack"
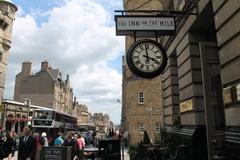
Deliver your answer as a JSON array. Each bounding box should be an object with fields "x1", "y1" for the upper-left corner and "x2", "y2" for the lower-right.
[
  {"x1": 41, "y1": 60, "x2": 49, "y2": 71},
  {"x1": 66, "y1": 74, "x2": 69, "y2": 81},
  {"x1": 21, "y1": 61, "x2": 32, "y2": 76}
]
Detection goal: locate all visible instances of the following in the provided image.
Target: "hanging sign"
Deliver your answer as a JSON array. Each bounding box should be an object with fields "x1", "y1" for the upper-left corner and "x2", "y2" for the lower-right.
[{"x1": 115, "y1": 15, "x2": 175, "y2": 36}]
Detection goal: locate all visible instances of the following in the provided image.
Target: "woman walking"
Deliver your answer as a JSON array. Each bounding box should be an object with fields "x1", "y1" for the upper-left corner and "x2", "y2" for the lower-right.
[
  {"x1": 0, "y1": 131, "x2": 16, "y2": 160},
  {"x1": 63, "y1": 132, "x2": 78, "y2": 160},
  {"x1": 76, "y1": 133, "x2": 85, "y2": 160}
]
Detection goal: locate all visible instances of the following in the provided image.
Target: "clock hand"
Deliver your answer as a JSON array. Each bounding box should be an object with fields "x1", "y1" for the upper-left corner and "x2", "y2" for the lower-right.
[
  {"x1": 145, "y1": 44, "x2": 150, "y2": 62},
  {"x1": 143, "y1": 55, "x2": 159, "y2": 63},
  {"x1": 150, "y1": 57, "x2": 160, "y2": 63}
]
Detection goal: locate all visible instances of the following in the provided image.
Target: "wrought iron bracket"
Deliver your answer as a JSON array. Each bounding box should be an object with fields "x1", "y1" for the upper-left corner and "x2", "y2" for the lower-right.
[{"x1": 115, "y1": 0, "x2": 199, "y2": 16}]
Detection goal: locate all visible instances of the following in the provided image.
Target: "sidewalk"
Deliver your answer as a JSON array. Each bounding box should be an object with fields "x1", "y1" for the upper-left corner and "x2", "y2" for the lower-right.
[{"x1": 122, "y1": 147, "x2": 130, "y2": 160}]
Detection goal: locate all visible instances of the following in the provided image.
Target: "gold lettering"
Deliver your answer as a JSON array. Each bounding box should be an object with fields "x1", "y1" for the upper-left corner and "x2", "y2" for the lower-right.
[{"x1": 180, "y1": 99, "x2": 193, "y2": 113}]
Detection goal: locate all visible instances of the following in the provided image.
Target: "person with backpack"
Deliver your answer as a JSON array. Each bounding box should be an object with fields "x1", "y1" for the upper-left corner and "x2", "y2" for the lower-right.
[{"x1": 40, "y1": 132, "x2": 48, "y2": 147}]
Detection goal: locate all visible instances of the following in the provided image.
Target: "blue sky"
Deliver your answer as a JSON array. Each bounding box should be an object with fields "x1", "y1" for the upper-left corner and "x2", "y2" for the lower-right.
[
  {"x1": 5, "y1": 0, "x2": 124, "y2": 124},
  {"x1": 13, "y1": 0, "x2": 122, "y2": 27}
]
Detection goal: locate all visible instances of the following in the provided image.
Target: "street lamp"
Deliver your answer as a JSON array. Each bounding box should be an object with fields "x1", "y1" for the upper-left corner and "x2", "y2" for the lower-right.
[
  {"x1": 24, "y1": 98, "x2": 31, "y2": 126},
  {"x1": 145, "y1": 107, "x2": 153, "y2": 144}
]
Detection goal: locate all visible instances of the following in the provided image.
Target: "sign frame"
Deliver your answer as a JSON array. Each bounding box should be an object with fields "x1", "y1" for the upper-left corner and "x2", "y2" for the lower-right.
[
  {"x1": 40, "y1": 147, "x2": 71, "y2": 160},
  {"x1": 115, "y1": 15, "x2": 176, "y2": 37}
]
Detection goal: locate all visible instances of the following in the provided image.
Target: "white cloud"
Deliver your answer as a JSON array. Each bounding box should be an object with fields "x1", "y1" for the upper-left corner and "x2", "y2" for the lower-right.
[
  {"x1": 15, "y1": 6, "x2": 25, "y2": 17},
  {"x1": 5, "y1": 0, "x2": 124, "y2": 124},
  {"x1": 71, "y1": 63, "x2": 122, "y2": 117}
]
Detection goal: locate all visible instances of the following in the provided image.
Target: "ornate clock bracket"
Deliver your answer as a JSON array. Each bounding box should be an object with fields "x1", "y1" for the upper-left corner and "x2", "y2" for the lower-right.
[{"x1": 133, "y1": 32, "x2": 159, "y2": 43}]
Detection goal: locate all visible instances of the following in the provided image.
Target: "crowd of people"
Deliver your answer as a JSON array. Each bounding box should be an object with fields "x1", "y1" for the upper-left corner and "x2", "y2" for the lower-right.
[
  {"x1": 0, "y1": 126, "x2": 129, "y2": 160},
  {"x1": 0, "y1": 126, "x2": 86, "y2": 160}
]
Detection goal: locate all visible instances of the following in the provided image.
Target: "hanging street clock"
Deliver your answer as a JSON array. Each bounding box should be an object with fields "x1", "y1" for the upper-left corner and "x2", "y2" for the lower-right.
[{"x1": 126, "y1": 39, "x2": 167, "y2": 79}]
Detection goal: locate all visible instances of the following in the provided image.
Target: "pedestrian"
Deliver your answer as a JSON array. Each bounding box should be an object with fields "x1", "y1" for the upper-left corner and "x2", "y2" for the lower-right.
[
  {"x1": 73, "y1": 133, "x2": 78, "y2": 140},
  {"x1": 40, "y1": 132, "x2": 48, "y2": 147},
  {"x1": 18, "y1": 126, "x2": 36, "y2": 160},
  {"x1": 0, "y1": 131, "x2": 16, "y2": 160},
  {"x1": 0, "y1": 127, "x2": 6, "y2": 160},
  {"x1": 4, "y1": 131, "x2": 15, "y2": 160},
  {"x1": 11, "y1": 131, "x2": 17, "y2": 158},
  {"x1": 33, "y1": 133, "x2": 41, "y2": 150},
  {"x1": 33, "y1": 133, "x2": 41, "y2": 160},
  {"x1": 63, "y1": 132, "x2": 77, "y2": 160},
  {"x1": 54, "y1": 132, "x2": 64, "y2": 147},
  {"x1": 123, "y1": 129, "x2": 129, "y2": 147},
  {"x1": 94, "y1": 131, "x2": 101, "y2": 147},
  {"x1": 76, "y1": 133, "x2": 85, "y2": 160}
]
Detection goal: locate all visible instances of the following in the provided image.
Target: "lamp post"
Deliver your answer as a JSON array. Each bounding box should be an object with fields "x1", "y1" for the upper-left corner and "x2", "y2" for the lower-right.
[
  {"x1": 145, "y1": 107, "x2": 153, "y2": 143},
  {"x1": 1, "y1": 103, "x2": 7, "y2": 127},
  {"x1": 24, "y1": 99, "x2": 31, "y2": 126}
]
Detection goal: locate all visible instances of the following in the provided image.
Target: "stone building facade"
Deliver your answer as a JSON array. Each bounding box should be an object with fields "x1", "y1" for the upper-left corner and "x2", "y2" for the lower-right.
[
  {"x1": 154, "y1": 0, "x2": 239, "y2": 159},
  {"x1": 121, "y1": 0, "x2": 240, "y2": 159},
  {"x1": 14, "y1": 61, "x2": 74, "y2": 114},
  {"x1": 122, "y1": 0, "x2": 163, "y2": 145},
  {"x1": 0, "y1": 0, "x2": 17, "y2": 123},
  {"x1": 75, "y1": 103, "x2": 89, "y2": 129},
  {"x1": 93, "y1": 113, "x2": 112, "y2": 134}
]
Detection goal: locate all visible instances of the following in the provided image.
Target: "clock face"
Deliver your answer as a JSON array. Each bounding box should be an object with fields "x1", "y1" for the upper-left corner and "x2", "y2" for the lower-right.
[
  {"x1": 126, "y1": 39, "x2": 167, "y2": 79},
  {"x1": 132, "y1": 42, "x2": 163, "y2": 72}
]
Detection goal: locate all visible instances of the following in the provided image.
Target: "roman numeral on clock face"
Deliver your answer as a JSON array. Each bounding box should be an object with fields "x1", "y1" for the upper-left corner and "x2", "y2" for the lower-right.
[
  {"x1": 145, "y1": 44, "x2": 149, "y2": 49},
  {"x1": 140, "y1": 45, "x2": 145, "y2": 50},
  {"x1": 155, "y1": 60, "x2": 161, "y2": 65},
  {"x1": 139, "y1": 64, "x2": 144, "y2": 69},
  {"x1": 146, "y1": 65, "x2": 149, "y2": 71},
  {"x1": 135, "y1": 60, "x2": 141, "y2": 65},
  {"x1": 133, "y1": 56, "x2": 139, "y2": 60}
]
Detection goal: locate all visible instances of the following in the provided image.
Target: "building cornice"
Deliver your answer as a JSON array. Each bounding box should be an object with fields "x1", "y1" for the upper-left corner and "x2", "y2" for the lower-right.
[{"x1": 0, "y1": 0, "x2": 18, "y2": 12}]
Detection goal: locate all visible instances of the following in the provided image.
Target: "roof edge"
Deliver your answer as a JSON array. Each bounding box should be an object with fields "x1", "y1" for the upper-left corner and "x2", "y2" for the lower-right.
[{"x1": 0, "y1": 0, "x2": 18, "y2": 12}]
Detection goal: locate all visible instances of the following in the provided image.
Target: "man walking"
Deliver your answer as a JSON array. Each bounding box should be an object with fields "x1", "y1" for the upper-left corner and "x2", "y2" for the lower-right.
[{"x1": 18, "y1": 126, "x2": 36, "y2": 160}]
